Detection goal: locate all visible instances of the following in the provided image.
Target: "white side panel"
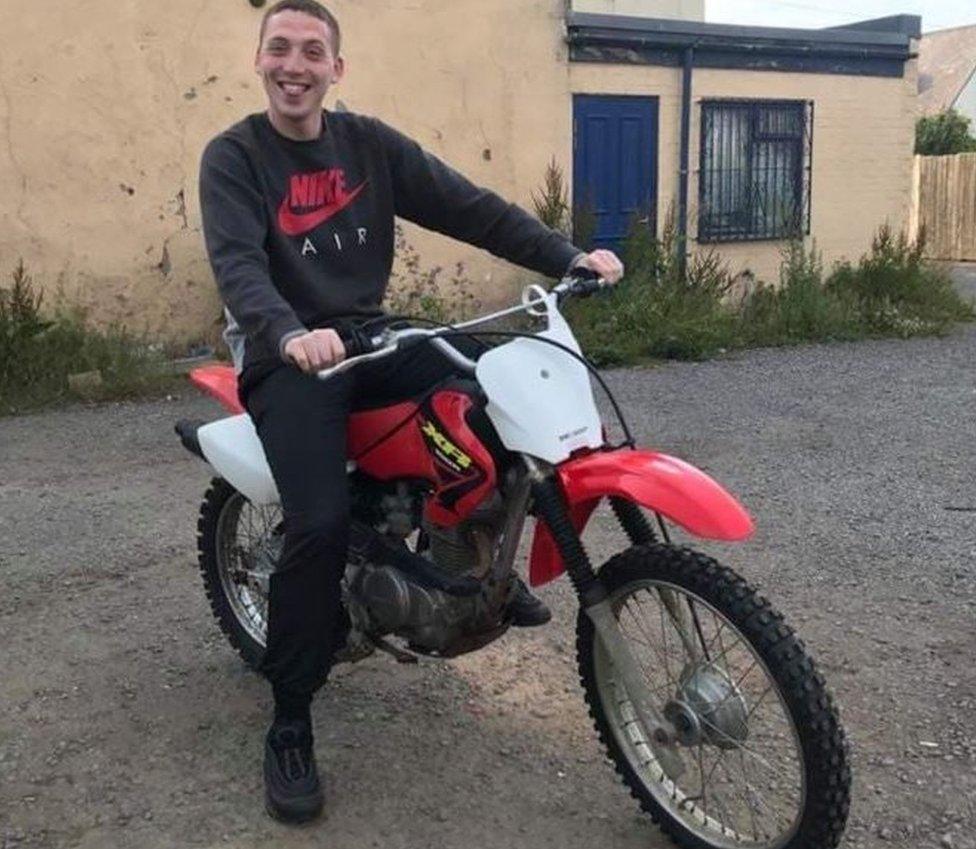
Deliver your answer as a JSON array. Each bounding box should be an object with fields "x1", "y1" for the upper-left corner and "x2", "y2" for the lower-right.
[
  {"x1": 476, "y1": 297, "x2": 603, "y2": 463},
  {"x1": 197, "y1": 415, "x2": 280, "y2": 505}
]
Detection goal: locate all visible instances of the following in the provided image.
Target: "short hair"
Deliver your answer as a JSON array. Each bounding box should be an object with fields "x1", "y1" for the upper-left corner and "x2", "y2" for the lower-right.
[{"x1": 259, "y1": 0, "x2": 341, "y2": 55}]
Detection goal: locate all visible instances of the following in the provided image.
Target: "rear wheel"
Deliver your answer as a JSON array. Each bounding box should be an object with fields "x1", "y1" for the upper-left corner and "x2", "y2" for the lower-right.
[
  {"x1": 197, "y1": 478, "x2": 279, "y2": 670},
  {"x1": 576, "y1": 543, "x2": 850, "y2": 849}
]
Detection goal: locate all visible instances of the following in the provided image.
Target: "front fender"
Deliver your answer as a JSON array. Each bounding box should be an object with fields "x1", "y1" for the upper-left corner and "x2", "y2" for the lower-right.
[{"x1": 528, "y1": 449, "x2": 754, "y2": 587}]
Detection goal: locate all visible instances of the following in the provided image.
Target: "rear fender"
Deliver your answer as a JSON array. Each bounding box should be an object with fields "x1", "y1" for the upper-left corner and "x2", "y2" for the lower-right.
[
  {"x1": 528, "y1": 449, "x2": 754, "y2": 587},
  {"x1": 197, "y1": 414, "x2": 280, "y2": 505}
]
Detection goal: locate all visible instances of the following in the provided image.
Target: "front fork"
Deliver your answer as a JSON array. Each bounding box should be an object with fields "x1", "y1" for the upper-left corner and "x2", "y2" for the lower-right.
[
  {"x1": 523, "y1": 457, "x2": 687, "y2": 779},
  {"x1": 612, "y1": 497, "x2": 703, "y2": 664}
]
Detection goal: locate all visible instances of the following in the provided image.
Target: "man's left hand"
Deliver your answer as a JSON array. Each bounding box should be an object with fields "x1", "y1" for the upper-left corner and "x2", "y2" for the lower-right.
[{"x1": 576, "y1": 249, "x2": 624, "y2": 285}]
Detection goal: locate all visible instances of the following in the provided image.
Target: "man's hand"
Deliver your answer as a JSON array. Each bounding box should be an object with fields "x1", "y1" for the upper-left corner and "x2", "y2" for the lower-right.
[
  {"x1": 576, "y1": 249, "x2": 625, "y2": 285},
  {"x1": 283, "y1": 329, "x2": 347, "y2": 374}
]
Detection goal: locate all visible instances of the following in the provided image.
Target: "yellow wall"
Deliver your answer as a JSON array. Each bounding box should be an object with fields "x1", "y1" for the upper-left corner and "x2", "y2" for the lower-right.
[
  {"x1": 571, "y1": 0, "x2": 704, "y2": 19},
  {"x1": 0, "y1": 0, "x2": 915, "y2": 347},
  {"x1": 0, "y1": 0, "x2": 574, "y2": 348}
]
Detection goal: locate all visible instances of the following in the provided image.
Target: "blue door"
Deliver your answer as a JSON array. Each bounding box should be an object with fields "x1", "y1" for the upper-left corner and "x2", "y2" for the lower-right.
[{"x1": 573, "y1": 95, "x2": 658, "y2": 250}]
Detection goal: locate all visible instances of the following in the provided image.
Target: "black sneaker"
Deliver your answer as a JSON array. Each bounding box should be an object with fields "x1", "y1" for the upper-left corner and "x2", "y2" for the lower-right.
[
  {"x1": 264, "y1": 718, "x2": 324, "y2": 824},
  {"x1": 508, "y1": 577, "x2": 552, "y2": 627}
]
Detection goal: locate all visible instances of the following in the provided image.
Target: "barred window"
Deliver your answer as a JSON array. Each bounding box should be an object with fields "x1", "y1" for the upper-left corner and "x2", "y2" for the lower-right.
[{"x1": 698, "y1": 100, "x2": 813, "y2": 243}]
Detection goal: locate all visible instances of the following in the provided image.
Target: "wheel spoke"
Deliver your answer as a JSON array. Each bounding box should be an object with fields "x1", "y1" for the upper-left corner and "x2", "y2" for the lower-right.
[
  {"x1": 722, "y1": 747, "x2": 763, "y2": 841},
  {"x1": 700, "y1": 611, "x2": 743, "y2": 664},
  {"x1": 612, "y1": 607, "x2": 674, "y2": 703},
  {"x1": 619, "y1": 600, "x2": 677, "y2": 694},
  {"x1": 745, "y1": 683, "x2": 774, "y2": 722},
  {"x1": 697, "y1": 715, "x2": 798, "y2": 790},
  {"x1": 687, "y1": 597, "x2": 712, "y2": 662},
  {"x1": 655, "y1": 594, "x2": 679, "y2": 692},
  {"x1": 656, "y1": 587, "x2": 702, "y2": 661},
  {"x1": 697, "y1": 742, "x2": 708, "y2": 820},
  {"x1": 706, "y1": 611, "x2": 747, "y2": 678}
]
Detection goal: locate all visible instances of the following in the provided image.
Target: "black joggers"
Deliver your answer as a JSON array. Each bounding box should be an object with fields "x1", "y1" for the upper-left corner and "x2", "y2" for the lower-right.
[{"x1": 242, "y1": 337, "x2": 479, "y2": 717}]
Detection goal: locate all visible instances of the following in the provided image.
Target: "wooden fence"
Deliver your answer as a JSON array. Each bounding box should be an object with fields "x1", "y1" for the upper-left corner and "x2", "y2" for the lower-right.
[{"x1": 910, "y1": 153, "x2": 976, "y2": 262}]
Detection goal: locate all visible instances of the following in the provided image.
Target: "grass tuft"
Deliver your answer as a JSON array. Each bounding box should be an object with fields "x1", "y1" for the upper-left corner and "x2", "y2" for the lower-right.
[{"x1": 0, "y1": 261, "x2": 179, "y2": 415}]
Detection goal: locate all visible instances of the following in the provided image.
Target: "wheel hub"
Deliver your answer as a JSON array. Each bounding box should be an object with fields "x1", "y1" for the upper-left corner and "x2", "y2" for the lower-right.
[
  {"x1": 672, "y1": 662, "x2": 749, "y2": 750},
  {"x1": 663, "y1": 699, "x2": 704, "y2": 747}
]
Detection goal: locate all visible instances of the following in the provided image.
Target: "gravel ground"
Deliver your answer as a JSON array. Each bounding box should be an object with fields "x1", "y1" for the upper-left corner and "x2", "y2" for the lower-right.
[
  {"x1": 949, "y1": 263, "x2": 976, "y2": 306},
  {"x1": 1, "y1": 325, "x2": 974, "y2": 849}
]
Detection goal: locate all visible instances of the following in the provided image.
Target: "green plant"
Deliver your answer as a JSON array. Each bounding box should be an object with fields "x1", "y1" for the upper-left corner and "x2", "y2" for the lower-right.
[
  {"x1": 572, "y1": 197, "x2": 598, "y2": 252},
  {"x1": 565, "y1": 210, "x2": 737, "y2": 363},
  {"x1": 563, "y1": 215, "x2": 973, "y2": 368},
  {"x1": 915, "y1": 109, "x2": 976, "y2": 155},
  {"x1": 532, "y1": 157, "x2": 571, "y2": 236},
  {"x1": 737, "y1": 240, "x2": 860, "y2": 346},
  {"x1": 384, "y1": 225, "x2": 481, "y2": 324},
  {"x1": 825, "y1": 224, "x2": 973, "y2": 336},
  {"x1": 0, "y1": 261, "x2": 176, "y2": 415},
  {"x1": 529, "y1": 156, "x2": 600, "y2": 249},
  {"x1": 0, "y1": 260, "x2": 53, "y2": 388}
]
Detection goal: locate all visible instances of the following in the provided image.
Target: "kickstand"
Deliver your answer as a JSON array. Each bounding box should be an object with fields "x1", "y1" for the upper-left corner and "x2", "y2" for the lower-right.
[{"x1": 372, "y1": 636, "x2": 419, "y2": 664}]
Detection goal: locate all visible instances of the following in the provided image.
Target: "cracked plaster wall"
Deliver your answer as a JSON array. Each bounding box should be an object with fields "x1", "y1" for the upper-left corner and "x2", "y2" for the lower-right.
[{"x1": 0, "y1": 0, "x2": 573, "y2": 347}]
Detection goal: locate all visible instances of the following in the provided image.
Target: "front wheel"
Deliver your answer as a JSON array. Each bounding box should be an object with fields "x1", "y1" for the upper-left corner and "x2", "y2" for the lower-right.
[{"x1": 576, "y1": 543, "x2": 850, "y2": 849}]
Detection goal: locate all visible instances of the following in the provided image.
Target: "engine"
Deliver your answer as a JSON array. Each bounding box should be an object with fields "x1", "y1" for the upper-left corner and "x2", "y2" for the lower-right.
[{"x1": 344, "y1": 483, "x2": 513, "y2": 656}]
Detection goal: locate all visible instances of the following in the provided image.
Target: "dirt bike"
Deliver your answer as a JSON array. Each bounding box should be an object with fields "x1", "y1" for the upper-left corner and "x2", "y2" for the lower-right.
[{"x1": 175, "y1": 274, "x2": 850, "y2": 849}]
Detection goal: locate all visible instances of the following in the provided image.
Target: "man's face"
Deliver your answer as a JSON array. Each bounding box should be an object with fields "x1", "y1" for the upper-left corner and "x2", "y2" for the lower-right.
[{"x1": 255, "y1": 10, "x2": 343, "y2": 132}]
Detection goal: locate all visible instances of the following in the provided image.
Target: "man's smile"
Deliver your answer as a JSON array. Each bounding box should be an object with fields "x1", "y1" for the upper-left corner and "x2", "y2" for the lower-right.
[{"x1": 277, "y1": 81, "x2": 312, "y2": 96}]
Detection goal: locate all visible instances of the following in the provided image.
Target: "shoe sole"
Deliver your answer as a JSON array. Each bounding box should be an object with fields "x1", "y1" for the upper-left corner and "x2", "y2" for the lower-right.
[
  {"x1": 264, "y1": 791, "x2": 324, "y2": 825},
  {"x1": 511, "y1": 611, "x2": 553, "y2": 628}
]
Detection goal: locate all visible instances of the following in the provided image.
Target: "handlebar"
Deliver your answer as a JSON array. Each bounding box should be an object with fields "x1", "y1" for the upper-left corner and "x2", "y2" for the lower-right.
[
  {"x1": 319, "y1": 271, "x2": 613, "y2": 381},
  {"x1": 551, "y1": 266, "x2": 607, "y2": 301}
]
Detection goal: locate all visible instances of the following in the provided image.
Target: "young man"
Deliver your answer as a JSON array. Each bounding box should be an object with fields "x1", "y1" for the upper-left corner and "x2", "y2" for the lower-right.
[{"x1": 199, "y1": 0, "x2": 623, "y2": 824}]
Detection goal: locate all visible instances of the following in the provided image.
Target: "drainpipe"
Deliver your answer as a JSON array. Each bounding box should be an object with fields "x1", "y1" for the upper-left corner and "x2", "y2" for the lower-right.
[{"x1": 677, "y1": 45, "x2": 694, "y2": 280}]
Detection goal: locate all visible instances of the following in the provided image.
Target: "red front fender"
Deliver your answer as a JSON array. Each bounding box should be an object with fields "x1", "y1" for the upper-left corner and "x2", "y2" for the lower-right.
[{"x1": 528, "y1": 449, "x2": 755, "y2": 587}]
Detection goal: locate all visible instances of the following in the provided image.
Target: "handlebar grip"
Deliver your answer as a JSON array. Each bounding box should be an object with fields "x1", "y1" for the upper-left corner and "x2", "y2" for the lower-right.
[
  {"x1": 339, "y1": 327, "x2": 378, "y2": 358},
  {"x1": 572, "y1": 266, "x2": 602, "y2": 282},
  {"x1": 573, "y1": 277, "x2": 604, "y2": 297},
  {"x1": 562, "y1": 266, "x2": 607, "y2": 299}
]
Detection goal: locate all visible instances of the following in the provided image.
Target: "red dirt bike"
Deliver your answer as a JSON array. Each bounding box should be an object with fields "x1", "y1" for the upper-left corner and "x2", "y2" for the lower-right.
[{"x1": 176, "y1": 275, "x2": 850, "y2": 849}]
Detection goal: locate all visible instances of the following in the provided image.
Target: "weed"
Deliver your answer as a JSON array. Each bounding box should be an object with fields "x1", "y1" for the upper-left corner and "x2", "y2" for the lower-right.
[
  {"x1": 825, "y1": 224, "x2": 972, "y2": 336},
  {"x1": 384, "y1": 225, "x2": 481, "y2": 325},
  {"x1": 560, "y1": 214, "x2": 973, "y2": 367},
  {"x1": 737, "y1": 241, "x2": 861, "y2": 346},
  {"x1": 532, "y1": 157, "x2": 571, "y2": 236},
  {"x1": 0, "y1": 261, "x2": 176, "y2": 415},
  {"x1": 565, "y1": 211, "x2": 738, "y2": 363}
]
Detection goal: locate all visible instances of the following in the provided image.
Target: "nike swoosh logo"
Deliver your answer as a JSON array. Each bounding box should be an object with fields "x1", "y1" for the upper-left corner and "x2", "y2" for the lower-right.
[{"x1": 277, "y1": 181, "x2": 367, "y2": 237}]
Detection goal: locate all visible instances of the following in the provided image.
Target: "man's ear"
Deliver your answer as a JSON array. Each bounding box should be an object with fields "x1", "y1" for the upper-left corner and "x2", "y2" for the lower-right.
[{"x1": 331, "y1": 56, "x2": 346, "y2": 85}]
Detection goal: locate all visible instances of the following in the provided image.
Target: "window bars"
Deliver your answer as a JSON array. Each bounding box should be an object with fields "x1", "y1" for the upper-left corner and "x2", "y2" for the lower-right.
[{"x1": 698, "y1": 99, "x2": 813, "y2": 243}]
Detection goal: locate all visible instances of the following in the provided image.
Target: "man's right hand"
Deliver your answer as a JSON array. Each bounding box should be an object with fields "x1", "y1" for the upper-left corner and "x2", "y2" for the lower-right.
[{"x1": 283, "y1": 329, "x2": 347, "y2": 373}]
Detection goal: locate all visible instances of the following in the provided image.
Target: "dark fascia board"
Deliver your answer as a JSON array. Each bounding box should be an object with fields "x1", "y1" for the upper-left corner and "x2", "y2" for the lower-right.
[
  {"x1": 567, "y1": 12, "x2": 916, "y2": 77},
  {"x1": 827, "y1": 14, "x2": 921, "y2": 39}
]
